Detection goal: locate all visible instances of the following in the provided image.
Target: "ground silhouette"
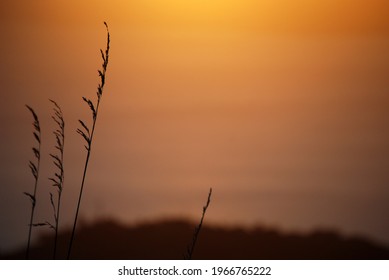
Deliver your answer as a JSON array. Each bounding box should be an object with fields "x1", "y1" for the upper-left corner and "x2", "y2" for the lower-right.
[{"x1": 2, "y1": 219, "x2": 389, "y2": 259}]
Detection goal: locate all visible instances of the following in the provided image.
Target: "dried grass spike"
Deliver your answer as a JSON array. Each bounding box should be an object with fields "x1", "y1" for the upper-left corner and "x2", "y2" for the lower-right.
[
  {"x1": 47, "y1": 99, "x2": 65, "y2": 259},
  {"x1": 185, "y1": 188, "x2": 213, "y2": 260},
  {"x1": 68, "y1": 22, "x2": 111, "y2": 259},
  {"x1": 25, "y1": 105, "x2": 42, "y2": 259}
]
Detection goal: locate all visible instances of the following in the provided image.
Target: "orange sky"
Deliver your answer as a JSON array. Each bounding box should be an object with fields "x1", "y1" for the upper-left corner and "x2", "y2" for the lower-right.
[{"x1": 1, "y1": 0, "x2": 389, "y2": 252}]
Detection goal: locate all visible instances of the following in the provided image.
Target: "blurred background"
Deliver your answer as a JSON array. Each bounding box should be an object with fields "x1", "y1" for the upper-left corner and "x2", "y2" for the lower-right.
[{"x1": 0, "y1": 0, "x2": 389, "y2": 254}]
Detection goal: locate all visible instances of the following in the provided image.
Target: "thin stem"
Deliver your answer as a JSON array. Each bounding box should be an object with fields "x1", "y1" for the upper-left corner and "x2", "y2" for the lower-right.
[
  {"x1": 185, "y1": 188, "x2": 212, "y2": 260},
  {"x1": 25, "y1": 153, "x2": 40, "y2": 260},
  {"x1": 67, "y1": 136, "x2": 93, "y2": 259},
  {"x1": 53, "y1": 191, "x2": 61, "y2": 258}
]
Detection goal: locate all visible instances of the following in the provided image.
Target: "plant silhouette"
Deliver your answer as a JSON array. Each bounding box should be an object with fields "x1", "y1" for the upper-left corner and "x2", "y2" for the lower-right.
[
  {"x1": 24, "y1": 105, "x2": 42, "y2": 260},
  {"x1": 67, "y1": 22, "x2": 111, "y2": 259}
]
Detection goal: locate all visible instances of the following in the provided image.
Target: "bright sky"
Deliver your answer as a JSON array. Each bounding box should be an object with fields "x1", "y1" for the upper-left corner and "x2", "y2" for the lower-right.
[{"x1": 1, "y1": 0, "x2": 389, "y2": 253}]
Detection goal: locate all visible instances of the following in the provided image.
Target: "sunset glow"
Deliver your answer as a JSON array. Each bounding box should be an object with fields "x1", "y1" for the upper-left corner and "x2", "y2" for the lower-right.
[{"x1": 1, "y1": 0, "x2": 389, "y2": 254}]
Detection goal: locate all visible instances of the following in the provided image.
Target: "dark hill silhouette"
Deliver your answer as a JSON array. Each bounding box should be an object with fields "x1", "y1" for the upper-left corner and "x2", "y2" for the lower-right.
[{"x1": 2, "y1": 219, "x2": 389, "y2": 259}]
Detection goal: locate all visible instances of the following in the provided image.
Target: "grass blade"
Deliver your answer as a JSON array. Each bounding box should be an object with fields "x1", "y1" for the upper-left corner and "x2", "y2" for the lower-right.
[
  {"x1": 185, "y1": 188, "x2": 212, "y2": 260},
  {"x1": 67, "y1": 22, "x2": 111, "y2": 259},
  {"x1": 25, "y1": 105, "x2": 42, "y2": 259},
  {"x1": 48, "y1": 99, "x2": 65, "y2": 259}
]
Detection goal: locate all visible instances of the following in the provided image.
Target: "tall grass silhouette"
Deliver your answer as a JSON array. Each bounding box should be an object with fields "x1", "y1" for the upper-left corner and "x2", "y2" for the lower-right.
[
  {"x1": 185, "y1": 188, "x2": 212, "y2": 260},
  {"x1": 31, "y1": 100, "x2": 65, "y2": 259},
  {"x1": 20, "y1": 23, "x2": 216, "y2": 260},
  {"x1": 24, "y1": 105, "x2": 42, "y2": 259},
  {"x1": 67, "y1": 22, "x2": 110, "y2": 259},
  {"x1": 47, "y1": 99, "x2": 65, "y2": 259}
]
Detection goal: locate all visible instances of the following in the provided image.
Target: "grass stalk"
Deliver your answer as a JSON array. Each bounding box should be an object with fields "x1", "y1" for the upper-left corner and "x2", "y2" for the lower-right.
[
  {"x1": 29, "y1": 100, "x2": 65, "y2": 259},
  {"x1": 185, "y1": 188, "x2": 212, "y2": 260},
  {"x1": 67, "y1": 22, "x2": 110, "y2": 259},
  {"x1": 24, "y1": 105, "x2": 42, "y2": 259},
  {"x1": 48, "y1": 99, "x2": 65, "y2": 259}
]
